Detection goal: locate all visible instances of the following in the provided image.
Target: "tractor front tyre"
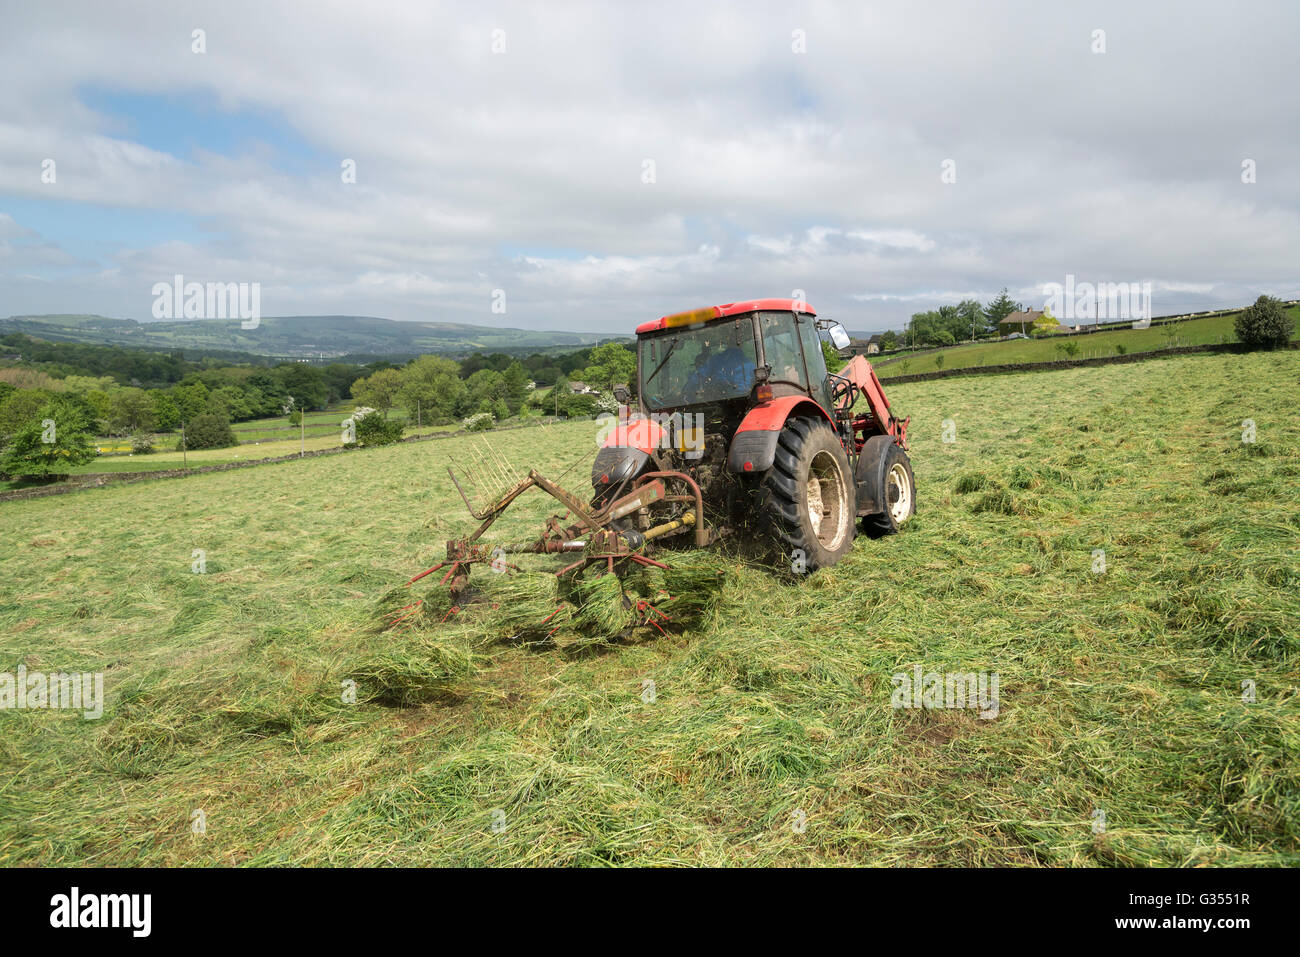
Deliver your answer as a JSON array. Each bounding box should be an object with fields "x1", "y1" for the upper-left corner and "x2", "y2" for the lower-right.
[
  {"x1": 762, "y1": 417, "x2": 856, "y2": 571},
  {"x1": 861, "y1": 440, "x2": 916, "y2": 536}
]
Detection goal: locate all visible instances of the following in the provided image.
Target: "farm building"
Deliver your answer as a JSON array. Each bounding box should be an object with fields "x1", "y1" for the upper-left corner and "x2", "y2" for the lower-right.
[
  {"x1": 998, "y1": 310, "x2": 1043, "y2": 335},
  {"x1": 846, "y1": 334, "x2": 882, "y2": 355}
]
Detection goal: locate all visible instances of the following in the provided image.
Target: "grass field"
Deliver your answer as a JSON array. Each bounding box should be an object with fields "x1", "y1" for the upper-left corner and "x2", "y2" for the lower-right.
[
  {"x1": 92, "y1": 407, "x2": 381, "y2": 455},
  {"x1": 875, "y1": 308, "x2": 1299, "y2": 374},
  {"x1": 69, "y1": 414, "x2": 465, "y2": 476},
  {"x1": 1, "y1": 350, "x2": 1296, "y2": 866}
]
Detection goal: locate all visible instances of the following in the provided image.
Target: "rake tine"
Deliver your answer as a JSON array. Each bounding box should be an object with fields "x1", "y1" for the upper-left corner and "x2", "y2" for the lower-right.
[{"x1": 408, "y1": 562, "x2": 446, "y2": 585}]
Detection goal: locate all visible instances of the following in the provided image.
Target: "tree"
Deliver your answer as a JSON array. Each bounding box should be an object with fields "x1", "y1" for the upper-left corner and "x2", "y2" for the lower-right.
[
  {"x1": 554, "y1": 392, "x2": 603, "y2": 418},
  {"x1": 464, "y1": 369, "x2": 507, "y2": 414},
  {"x1": 351, "y1": 368, "x2": 403, "y2": 418},
  {"x1": 581, "y1": 343, "x2": 637, "y2": 393},
  {"x1": 502, "y1": 360, "x2": 529, "y2": 414},
  {"x1": 821, "y1": 339, "x2": 845, "y2": 373},
  {"x1": 398, "y1": 355, "x2": 463, "y2": 425},
  {"x1": 207, "y1": 385, "x2": 254, "y2": 422},
  {"x1": 40, "y1": 391, "x2": 96, "y2": 434},
  {"x1": 458, "y1": 353, "x2": 493, "y2": 378},
  {"x1": 84, "y1": 389, "x2": 113, "y2": 433},
  {"x1": 1234, "y1": 295, "x2": 1294, "y2": 349},
  {"x1": 322, "y1": 363, "x2": 365, "y2": 404},
  {"x1": 182, "y1": 412, "x2": 236, "y2": 450},
  {"x1": 108, "y1": 387, "x2": 157, "y2": 436},
  {"x1": 907, "y1": 309, "x2": 963, "y2": 347},
  {"x1": 880, "y1": 330, "x2": 899, "y2": 351},
  {"x1": 984, "y1": 288, "x2": 1023, "y2": 335},
  {"x1": 152, "y1": 392, "x2": 181, "y2": 432},
  {"x1": 956, "y1": 299, "x2": 984, "y2": 340},
  {"x1": 532, "y1": 365, "x2": 562, "y2": 388},
  {"x1": 0, "y1": 401, "x2": 95, "y2": 480},
  {"x1": 172, "y1": 381, "x2": 210, "y2": 422},
  {"x1": 276, "y1": 364, "x2": 328, "y2": 411},
  {"x1": 60, "y1": 374, "x2": 117, "y2": 394},
  {"x1": 0, "y1": 389, "x2": 54, "y2": 443},
  {"x1": 353, "y1": 414, "x2": 404, "y2": 447},
  {"x1": 0, "y1": 367, "x2": 60, "y2": 391}
]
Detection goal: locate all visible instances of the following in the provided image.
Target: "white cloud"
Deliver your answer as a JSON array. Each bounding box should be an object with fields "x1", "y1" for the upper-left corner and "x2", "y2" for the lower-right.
[{"x1": 0, "y1": 0, "x2": 1297, "y2": 332}]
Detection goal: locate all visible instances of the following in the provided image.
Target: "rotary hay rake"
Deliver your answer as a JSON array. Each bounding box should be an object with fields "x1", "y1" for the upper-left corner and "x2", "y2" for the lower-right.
[{"x1": 384, "y1": 431, "x2": 717, "y2": 642}]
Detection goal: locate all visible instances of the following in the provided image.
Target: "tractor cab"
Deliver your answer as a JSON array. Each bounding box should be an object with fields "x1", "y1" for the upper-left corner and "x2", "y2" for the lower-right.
[{"x1": 635, "y1": 299, "x2": 834, "y2": 415}]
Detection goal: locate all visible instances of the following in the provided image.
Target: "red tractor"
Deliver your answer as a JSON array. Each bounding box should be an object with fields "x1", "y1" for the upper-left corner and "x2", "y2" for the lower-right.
[{"x1": 426, "y1": 298, "x2": 914, "y2": 598}]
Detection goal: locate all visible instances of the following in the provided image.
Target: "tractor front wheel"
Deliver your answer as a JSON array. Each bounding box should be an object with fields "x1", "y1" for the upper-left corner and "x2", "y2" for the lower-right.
[
  {"x1": 861, "y1": 441, "x2": 916, "y2": 536},
  {"x1": 761, "y1": 417, "x2": 856, "y2": 570}
]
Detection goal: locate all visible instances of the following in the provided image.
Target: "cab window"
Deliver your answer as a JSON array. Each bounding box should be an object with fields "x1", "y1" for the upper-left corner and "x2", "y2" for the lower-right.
[
  {"x1": 758, "y1": 313, "x2": 808, "y2": 386},
  {"x1": 639, "y1": 317, "x2": 758, "y2": 409}
]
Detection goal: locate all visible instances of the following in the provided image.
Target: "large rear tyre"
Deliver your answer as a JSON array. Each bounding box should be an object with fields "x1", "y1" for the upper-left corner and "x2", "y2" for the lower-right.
[
  {"x1": 861, "y1": 442, "x2": 916, "y2": 536},
  {"x1": 761, "y1": 417, "x2": 856, "y2": 570}
]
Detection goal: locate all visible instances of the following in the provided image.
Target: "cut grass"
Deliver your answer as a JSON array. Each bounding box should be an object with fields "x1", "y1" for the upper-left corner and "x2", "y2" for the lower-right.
[{"x1": 0, "y1": 349, "x2": 1296, "y2": 866}]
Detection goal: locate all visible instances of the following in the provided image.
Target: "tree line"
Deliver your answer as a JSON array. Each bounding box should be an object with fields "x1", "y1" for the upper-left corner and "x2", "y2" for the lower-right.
[
  {"x1": 881, "y1": 288, "x2": 1026, "y2": 350},
  {"x1": 0, "y1": 335, "x2": 637, "y2": 480}
]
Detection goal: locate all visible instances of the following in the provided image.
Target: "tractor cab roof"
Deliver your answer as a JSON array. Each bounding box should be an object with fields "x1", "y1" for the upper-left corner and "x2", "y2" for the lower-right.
[{"x1": 635, "y1": 298, "x2": 816, "y2": 336}]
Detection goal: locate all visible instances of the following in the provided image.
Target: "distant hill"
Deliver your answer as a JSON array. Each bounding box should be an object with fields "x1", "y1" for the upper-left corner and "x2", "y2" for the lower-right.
[{"x1": 0, "y1": 314, "x2": 604, "y2": 358}]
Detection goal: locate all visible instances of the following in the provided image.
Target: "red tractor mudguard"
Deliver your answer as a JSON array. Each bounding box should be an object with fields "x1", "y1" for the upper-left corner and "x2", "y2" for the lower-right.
[
  {"x1": 592, "y1": 414, "x2": 665, "y2": 489},
  {"x1": 726, "y1": 396, "x2": 835, "y2": 473}
]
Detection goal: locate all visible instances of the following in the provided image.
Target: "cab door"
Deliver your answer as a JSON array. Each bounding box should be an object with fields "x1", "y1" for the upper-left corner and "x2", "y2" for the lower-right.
[{"x1": 795, "y1": 313, "x2": 834, "y2": 412}]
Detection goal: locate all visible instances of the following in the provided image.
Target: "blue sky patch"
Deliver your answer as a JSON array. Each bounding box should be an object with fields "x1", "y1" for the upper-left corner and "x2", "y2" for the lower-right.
[{"x1": 78, "y1": 86, "x2": 329, "y2": 171}]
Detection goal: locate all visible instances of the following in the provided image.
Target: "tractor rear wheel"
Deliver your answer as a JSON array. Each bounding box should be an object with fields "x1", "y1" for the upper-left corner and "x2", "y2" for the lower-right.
[{"x1": 761, "y1": 417, "x2": 856, "y2": 570}]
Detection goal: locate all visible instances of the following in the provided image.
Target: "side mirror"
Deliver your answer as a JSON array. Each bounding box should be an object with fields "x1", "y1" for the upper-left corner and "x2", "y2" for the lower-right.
[
  {"x1": 613, "y1": 384, "x2": 632, "y2": 405},
  {"x1": 828, "y1": 325, "x2": 851, "y2": 350}
]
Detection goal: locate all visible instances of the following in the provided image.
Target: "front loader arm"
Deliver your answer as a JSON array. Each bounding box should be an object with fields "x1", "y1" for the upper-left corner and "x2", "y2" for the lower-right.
[{"x1": 836, "y1": 354, "x2": 909, "y2": 450}]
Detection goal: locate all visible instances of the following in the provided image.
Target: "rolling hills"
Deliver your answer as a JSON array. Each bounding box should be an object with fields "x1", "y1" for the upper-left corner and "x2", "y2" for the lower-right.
[{"x1": 0, "y1": 314, "x2": 604, "y2": 359}]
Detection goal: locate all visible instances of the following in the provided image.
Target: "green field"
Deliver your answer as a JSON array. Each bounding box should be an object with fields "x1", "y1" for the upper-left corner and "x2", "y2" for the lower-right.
[
  {"x1": 89, "y1": 409, "x2": 363, "y2": 456},
  {"x1": 1, "y1": 350, "x2": 1296, "y2": 865},
  {"x1": 69, "y1": 410, "x2": 470, "y2": 477},
  {"x1": 876, "y1": 309, "x2": 1298, "y2": 375}
]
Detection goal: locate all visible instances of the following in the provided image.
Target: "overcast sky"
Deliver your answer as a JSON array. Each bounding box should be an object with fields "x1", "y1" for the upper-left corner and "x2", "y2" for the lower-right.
[{"x1": 1, "y1": 0, "x2": 1297, "y2": 334}]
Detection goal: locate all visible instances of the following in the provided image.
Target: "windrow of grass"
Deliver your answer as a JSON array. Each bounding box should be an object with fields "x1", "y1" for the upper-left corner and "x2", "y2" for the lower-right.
[{"x1": 0, "y1": 350, "x2": 1296, "y2": 865}]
